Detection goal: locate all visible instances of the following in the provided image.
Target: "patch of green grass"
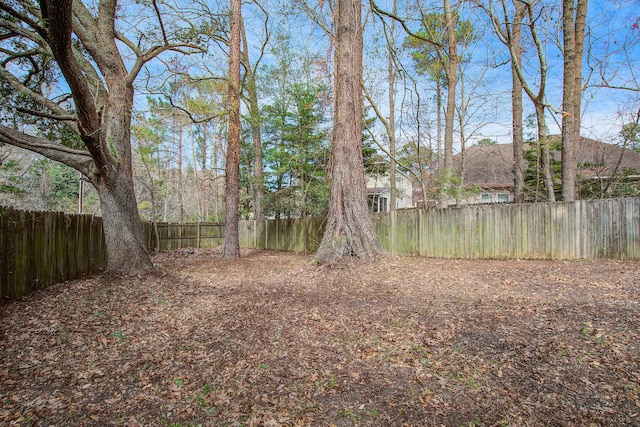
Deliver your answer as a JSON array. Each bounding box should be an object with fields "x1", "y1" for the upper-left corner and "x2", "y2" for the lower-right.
[
  {"x1": 579, "y1": 321, "x2": 592, "y2": 335},
  {"x1": 338, "y1": 408, "x2": 362, "y2": 422},
  {"x1": 467, "y1": 377, "x2": 482, "y2": 389},
  {"x1": 579, "y1": 321, "x2": 609, "y2": 346},
  {"x1": 110, "y1": 331, "x2": 125, "y2": 341},
  {"x1": 328, "y1": 376, "x2": 337, "y2": 389}
]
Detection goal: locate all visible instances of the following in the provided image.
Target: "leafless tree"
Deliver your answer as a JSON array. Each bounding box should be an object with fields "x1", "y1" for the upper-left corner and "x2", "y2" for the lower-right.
[{"x1": 0, "y1": 0, "x2": 203, "y2": 273}]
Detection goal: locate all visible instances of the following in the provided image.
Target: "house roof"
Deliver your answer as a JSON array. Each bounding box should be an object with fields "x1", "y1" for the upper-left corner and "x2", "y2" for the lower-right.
[
  {"x1": 454, "y1": 137, "x2": 640, "y2": 190},
  {"x1": 561, "y1": 137, "x2": 640, "y2": 179},
  {"x1": 454, "y1": 143, "x2": 515, "y2": 189}
]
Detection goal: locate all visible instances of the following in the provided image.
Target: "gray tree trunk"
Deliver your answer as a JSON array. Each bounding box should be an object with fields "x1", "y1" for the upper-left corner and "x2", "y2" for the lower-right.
[{"x1": 43, "y1": 0, "x2": 152, "y2": 273}]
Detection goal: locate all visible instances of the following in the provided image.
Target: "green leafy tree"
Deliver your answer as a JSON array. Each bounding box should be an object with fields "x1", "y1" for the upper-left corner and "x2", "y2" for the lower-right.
[
  {"x1": 259, "y1": 32, "x2": 330, "y2": 221},
  {"x1": 477, "y1": 138, "x2": 497, "y2": 146},
  {"x1": 261, "y1": 82, "x2": 329, "y2": 219},
  {"x1": 621, "y1": 122, "x2": 640, "y2": 153},
  {"x1": 431, "y1": 167, "x2": 479, "y2": 205},
  {"x1": 0, "y1": 147, "x2": 28, "y2": 204},
  {"x1": 30, "y1": 159, "x2": 79, "y2": 212},
  {"x1": 397, "y1": 140, "x2": 437, "y2": 177}
]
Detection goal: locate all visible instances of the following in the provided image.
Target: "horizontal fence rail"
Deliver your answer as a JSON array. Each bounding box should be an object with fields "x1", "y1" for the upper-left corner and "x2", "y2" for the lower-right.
[{"x1": 240, "y1": 198, "x2": 640, "y2": 261}]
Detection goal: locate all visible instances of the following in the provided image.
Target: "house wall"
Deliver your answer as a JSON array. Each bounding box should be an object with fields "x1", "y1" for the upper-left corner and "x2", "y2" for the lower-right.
[{"x1": 366, "y1": 171, "x2": 414, "y2": 210}]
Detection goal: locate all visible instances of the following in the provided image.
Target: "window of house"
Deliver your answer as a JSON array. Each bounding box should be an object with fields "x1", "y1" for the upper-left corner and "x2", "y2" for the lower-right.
[
  {"x1": 379, "y1": 196, "x2": 388, "y2": 212},
  {"x1": 481, "y1": 193, "x2": 492, "y2": 203},
  {"x1": 368, "y1": 195, "x2": 388, "y2": 212},
  {"x1": 497, "y1": 193, "x2": 510, "y2": 203}
]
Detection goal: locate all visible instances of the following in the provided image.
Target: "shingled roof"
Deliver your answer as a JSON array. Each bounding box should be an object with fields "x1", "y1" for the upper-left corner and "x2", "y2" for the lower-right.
[
  {"x1": 454, "y1": 137, "x2": 640, "y2": 190},
  {"x1": 454, "y1": 143, "x2": 515, "y2": 189}
]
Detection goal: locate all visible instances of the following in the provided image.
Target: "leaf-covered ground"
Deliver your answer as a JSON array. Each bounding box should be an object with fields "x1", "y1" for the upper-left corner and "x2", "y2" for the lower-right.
[{"x1": 1, "y1": 249, "x2": 639, "y2": 427}]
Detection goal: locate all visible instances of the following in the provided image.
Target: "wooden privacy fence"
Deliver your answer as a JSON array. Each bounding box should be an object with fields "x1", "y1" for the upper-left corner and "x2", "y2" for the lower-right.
[
  {"x1": 2, "y1": 198, "x2": 638, "y2": 299},
  {"x1": 239, "y1": 216, "x2": 326, "y2": 253},
  {"x1": 143, "y1": 222, "x2": 224, "y2": 251},
  {"x1": 1, "y1": 205, "x2": 107, "y2": 300},
  {"x1": 0, "y1": 205, "x2": 224, "y2": 299},
  {"x1": 240, "y1": 198, "x2": 640, "y2": 260}
]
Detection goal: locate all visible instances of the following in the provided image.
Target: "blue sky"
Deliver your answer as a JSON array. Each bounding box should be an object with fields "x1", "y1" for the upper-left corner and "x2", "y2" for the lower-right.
[{"x1": 128, "y1": 0, "x2": 639, "y2": 157}]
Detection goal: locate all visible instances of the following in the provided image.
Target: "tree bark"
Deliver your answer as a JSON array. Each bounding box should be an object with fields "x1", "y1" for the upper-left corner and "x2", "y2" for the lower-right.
[
  {"x1": 241, "y1": 17, "x2": 265, "y2": 221},
  {"x1": 442, "y1": 0, "x2": 458, "y2": 172},
  {"x1": 314, "y1": 0, "x2": 385, "y2": 263},
  {"x1": 223, "y1": 0, "x2": 241, "y2": 259},
  {"x1": 388, "y1": 0, "x2": 397, "y2": 212},
  {"x1": 94, "y1": 175, "x2": 150, "y2": 273},
  {"x1": 512, "y1": 1, "x2": 525, "y2": 203},
  {"x1": 41, "y1": 0, "x2": 152, "y2": 273},
  {"x1": 561, "y1": 0, "x2": 588, "y2": 202}
]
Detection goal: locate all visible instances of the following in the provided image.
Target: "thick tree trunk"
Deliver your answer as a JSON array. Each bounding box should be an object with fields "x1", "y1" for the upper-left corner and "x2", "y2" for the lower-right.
[
  {"x1": 40, "y1": 0, "x2": 152, "y2": 273},
  {"x1": 224, "y1": 0, "x2": 241, "y2": 259},
  {"x1": 314, "y1": 0, "x2": 384, "y2": 264},
  {"x1": 95, "y1": 176, "x2": 151, "y2": 274},
  {"x1": 99, "y1": 69, "x2": 152, "y2": 272}
]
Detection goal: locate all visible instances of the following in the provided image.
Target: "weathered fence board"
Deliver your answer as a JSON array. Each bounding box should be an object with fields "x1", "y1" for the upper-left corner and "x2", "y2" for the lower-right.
[
  {"x1": 240, "y1": 198, "x2": 640, "y2": 261},
  {"x1": 0, "y1": 208, "x2": 225, "y2": 299},
  {"x1": 0, "y1": 206, "x2": 107, "y2": 300},
  {"x1": 142, "y1": 222, "x2": 224, "y2": 251},
  {"x1": 3, "y1": 198, "x2": 638, "y2": 300},
  {"x1": 239, "y1": 217, "x2": 325, "y2": 254}
]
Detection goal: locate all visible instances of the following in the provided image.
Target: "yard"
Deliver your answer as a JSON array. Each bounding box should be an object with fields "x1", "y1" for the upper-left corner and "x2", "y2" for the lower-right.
[{"x1": 1, "y1": 249, "x2": 639, "y2": 426}]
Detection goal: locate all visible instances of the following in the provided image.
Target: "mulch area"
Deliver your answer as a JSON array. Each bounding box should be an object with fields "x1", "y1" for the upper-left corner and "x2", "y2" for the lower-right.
[{"x1": 1, "y1": 248, "x2": 639, "y2": 426}]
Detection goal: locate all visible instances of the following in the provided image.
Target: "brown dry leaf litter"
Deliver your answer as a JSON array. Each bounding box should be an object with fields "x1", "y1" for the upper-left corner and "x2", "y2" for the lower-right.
[{"x1": 1, "y1": 248, "x2": 639, "y2": 427}]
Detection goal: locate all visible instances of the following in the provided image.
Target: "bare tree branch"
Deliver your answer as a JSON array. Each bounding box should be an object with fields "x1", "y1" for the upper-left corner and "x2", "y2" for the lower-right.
[
  {"x1": 152, "y1": 0, "x2": 169, "y2": 44},
  {"x1": 0, "y1": 65, "x2": 79, "y2": 132},
  {"x1": 369, "y1": 0, "x2": 445, "y2": 50},
  {"x1": 15, "y1": 107, "x2": 77, "y2": 122},
  {"x1": 0, "y1": 124, "x2": 94, "y2": 175}
]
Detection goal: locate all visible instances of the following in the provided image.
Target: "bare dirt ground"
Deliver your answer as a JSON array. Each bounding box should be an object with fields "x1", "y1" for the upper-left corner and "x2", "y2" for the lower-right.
[{"x1": 1, "y1": 249, "x2": 640, "y2": 427}]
